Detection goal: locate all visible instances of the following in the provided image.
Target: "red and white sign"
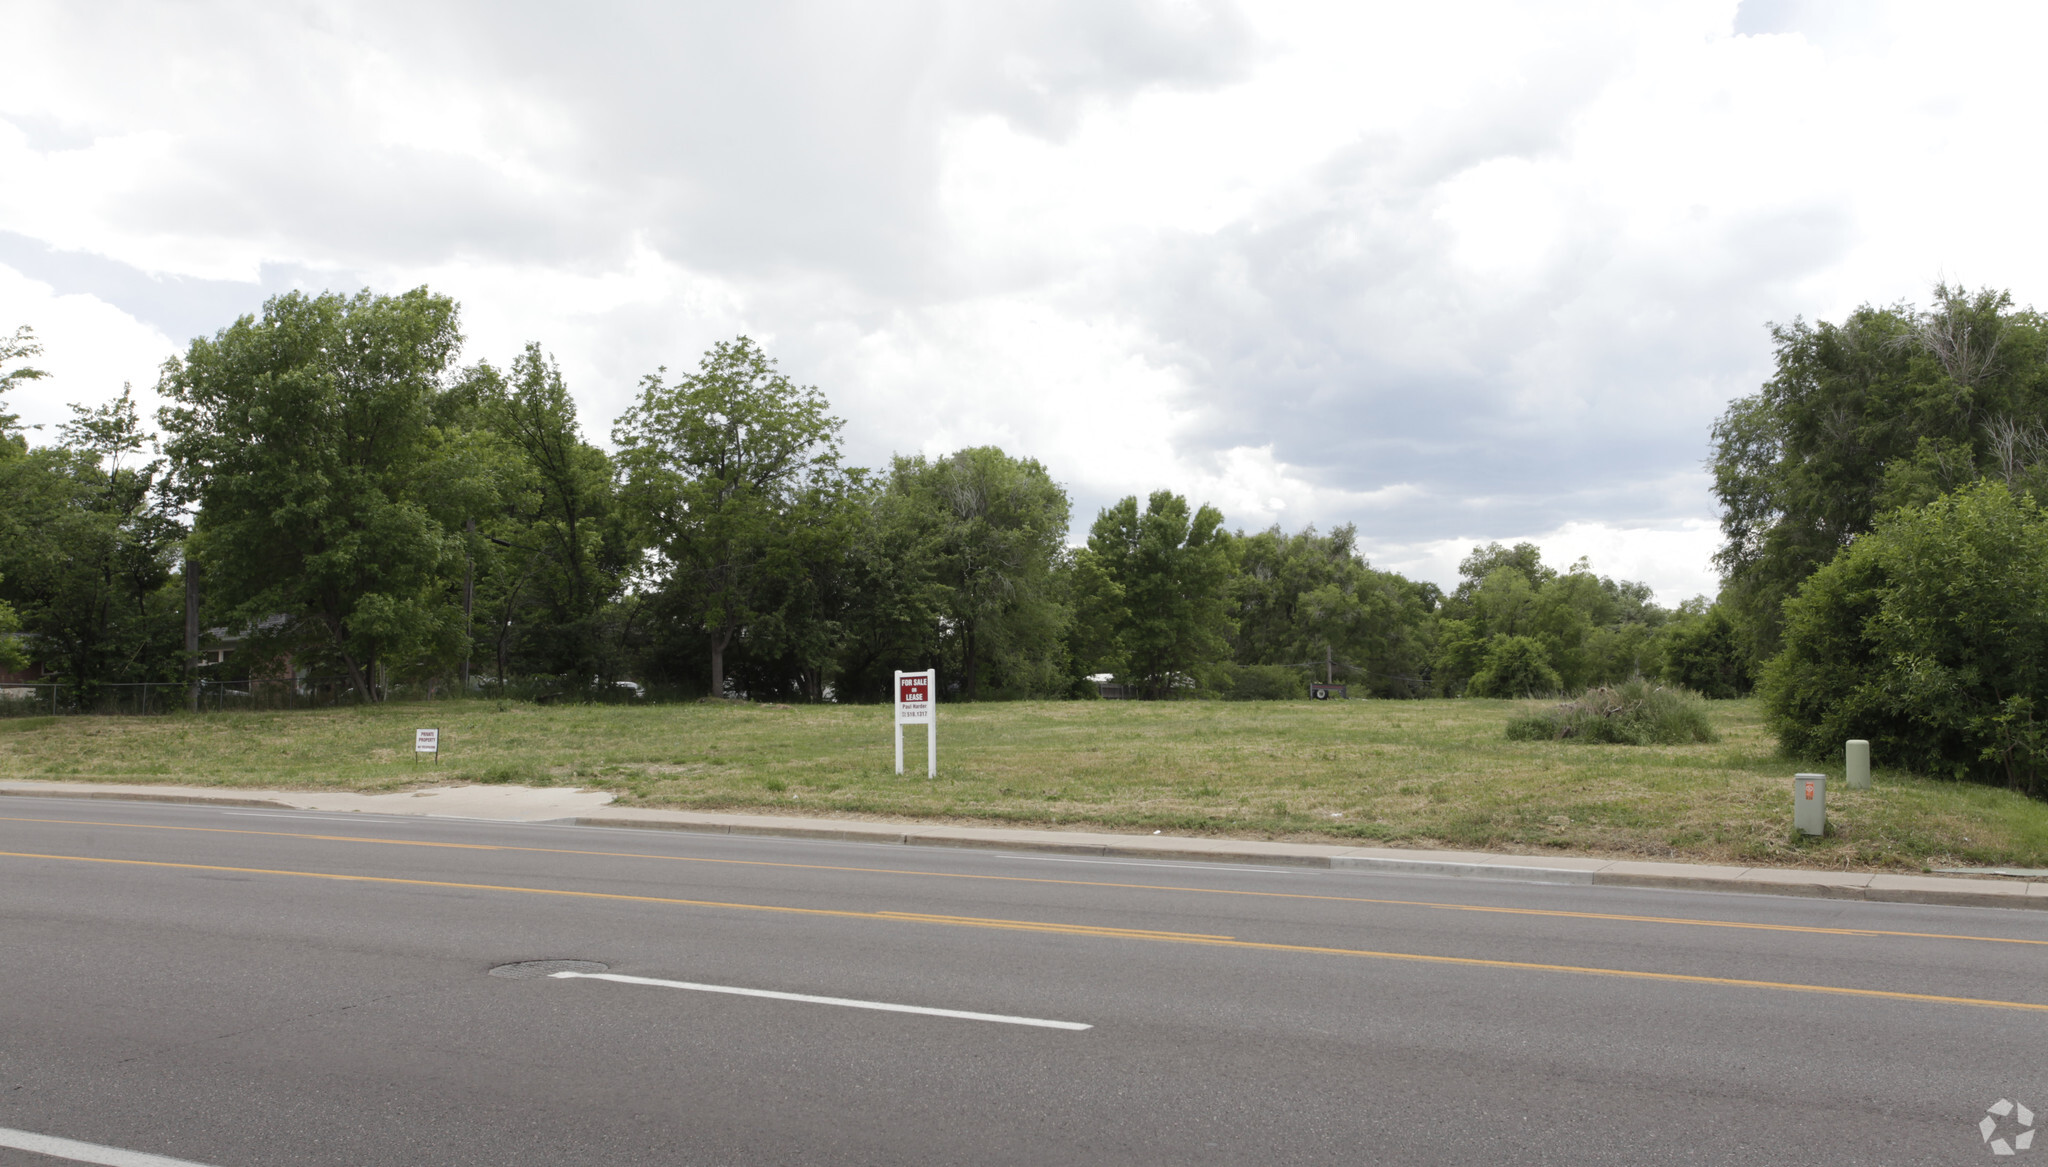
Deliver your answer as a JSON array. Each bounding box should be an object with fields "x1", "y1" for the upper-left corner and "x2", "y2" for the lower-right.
[
  {"x1": 1804, "y1": 781, "x2": 1815, "y2": 800},
  {"x1": 895, "y1": 671, "x2": 934, "y2": 724},
  {"x1": 893, "y1": 668, "x2": 937, "y2": 778}
]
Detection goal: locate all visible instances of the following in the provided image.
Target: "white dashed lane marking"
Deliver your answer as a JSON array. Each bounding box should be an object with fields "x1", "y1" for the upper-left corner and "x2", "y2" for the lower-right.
[
  {"x1": 0, "y1": 1127, "x2": 224, "y2": 1167},
  {"x1": 549, "y1": 970, "x2": 1093, "y2": 1030}
]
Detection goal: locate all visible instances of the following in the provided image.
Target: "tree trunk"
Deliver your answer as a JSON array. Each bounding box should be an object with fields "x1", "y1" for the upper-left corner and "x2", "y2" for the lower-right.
[
  {"x1": 963, "y1": 624, "x2": 979, "y2": 702},
  {"x1": 710, "y1": 627, "x2": 731, "y2": 699},
  {"x1": 497, "y1": 621, "x2": 511, "y2": 693},
  {"x1": 321, "y1": 611, "x2": 375, "y2": 704},
  {"x1": 338, "y1": 651, "x2": 373, "y2": 704}
]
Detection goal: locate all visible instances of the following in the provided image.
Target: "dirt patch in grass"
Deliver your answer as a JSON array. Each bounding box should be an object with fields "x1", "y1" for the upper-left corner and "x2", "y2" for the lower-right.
[{"x1": 2, "y1": 697, "x2": 2044, "y2": 871}]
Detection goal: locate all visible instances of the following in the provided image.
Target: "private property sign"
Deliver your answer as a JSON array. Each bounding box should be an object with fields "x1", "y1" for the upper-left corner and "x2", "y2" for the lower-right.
[
  {"x1": 415, "y1": 728, "x2": 439, "y2": 764},
  {"x1": 893, "y1": 669, "x2": 936, "y2": 777}
]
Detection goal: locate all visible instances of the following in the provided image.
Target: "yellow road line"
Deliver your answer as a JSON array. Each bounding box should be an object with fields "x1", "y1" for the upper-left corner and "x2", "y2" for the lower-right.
[
  {"x1": 4, "y1": 814, "x2": 2043, "y2": 950},
  {"x1": 5, "y1": 848, "x2": 2047, "y2": 1015},
  {"x1": 874, "y1": 911, "x2": 1236, "y2": 940}
]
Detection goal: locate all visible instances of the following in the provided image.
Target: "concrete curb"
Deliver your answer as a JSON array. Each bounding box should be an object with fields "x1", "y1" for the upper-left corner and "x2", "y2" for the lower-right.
[
  {"x1": 0, "y1": 787, "x2": 293, "y2": 810},
  {"x1": 1331, "y1": 856, "x2": 1595, "y2": 885},
  {"x1": 563, "y1": 814, "x2": 2047, "y2": 910},
  {"x1": 3, "y1": 782, "x2": 2041, "y2": 911}
]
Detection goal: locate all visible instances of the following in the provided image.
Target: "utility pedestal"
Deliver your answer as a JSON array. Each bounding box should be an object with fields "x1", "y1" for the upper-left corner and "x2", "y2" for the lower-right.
[{"x1": 1794, "y1": 773, "x2": 1826, "y2": 836}]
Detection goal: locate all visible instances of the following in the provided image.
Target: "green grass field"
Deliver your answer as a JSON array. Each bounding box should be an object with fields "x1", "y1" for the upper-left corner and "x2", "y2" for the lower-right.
[{"x1": 4, "y1": 697, "x2": 2046, "y2": 871}]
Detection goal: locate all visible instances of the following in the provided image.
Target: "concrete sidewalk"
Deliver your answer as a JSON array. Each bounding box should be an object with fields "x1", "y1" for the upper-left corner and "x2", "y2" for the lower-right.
[{"x1": 4, "y1": 778, "x2": 2044, "y2": 911}]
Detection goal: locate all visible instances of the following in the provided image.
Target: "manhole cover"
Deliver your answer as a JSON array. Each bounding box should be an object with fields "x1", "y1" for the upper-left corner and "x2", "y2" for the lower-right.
[{"x1": 488, "y1": 960, "x2": 609, "y2": 979}]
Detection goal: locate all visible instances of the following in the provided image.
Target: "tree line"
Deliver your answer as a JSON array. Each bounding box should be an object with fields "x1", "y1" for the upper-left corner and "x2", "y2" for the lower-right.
[
  {"x1": 7, "y1": 281, "x2": 2041, "y2": 796},
  {"x1": 0, "y1": 287, "x2": 1737, "y2": 705}
]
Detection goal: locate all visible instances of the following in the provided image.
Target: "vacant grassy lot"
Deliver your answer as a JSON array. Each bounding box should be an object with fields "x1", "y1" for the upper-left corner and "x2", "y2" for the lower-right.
[{"x1": 3, "y1": 697, "x2": 2045, "y2": 871}]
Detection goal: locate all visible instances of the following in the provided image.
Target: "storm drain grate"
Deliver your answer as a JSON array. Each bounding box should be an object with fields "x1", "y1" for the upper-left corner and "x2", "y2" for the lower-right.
[{"x1": 489, "y1": 960, "x2": 610, "y2": 979}]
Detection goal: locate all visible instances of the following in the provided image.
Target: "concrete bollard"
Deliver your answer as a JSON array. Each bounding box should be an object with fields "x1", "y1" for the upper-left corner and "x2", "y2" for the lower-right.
[
  {"x1": 1846, "y1": 739, "x2": 1870, "y2": 790},
  {"x1": 1794, "y1": 773, "x2": 1826, "y2": 836}
]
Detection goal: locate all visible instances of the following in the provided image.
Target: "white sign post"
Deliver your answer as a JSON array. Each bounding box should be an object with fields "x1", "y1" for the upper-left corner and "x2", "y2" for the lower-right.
[
  {"x1": 415, "y1": 728, "x2": 439, "y2": 765},
  {"x1": 893, "y1": 669, "x2": 935, "y2": 778}
]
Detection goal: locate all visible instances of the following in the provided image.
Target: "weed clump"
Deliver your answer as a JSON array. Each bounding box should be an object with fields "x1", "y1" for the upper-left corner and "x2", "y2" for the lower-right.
[
  {"x1": 466, "y1": 761, "x2": 547, "y2": 785},
  {"x1": 1506, "y1": 679, "x2": 1718, "y2": 745}
]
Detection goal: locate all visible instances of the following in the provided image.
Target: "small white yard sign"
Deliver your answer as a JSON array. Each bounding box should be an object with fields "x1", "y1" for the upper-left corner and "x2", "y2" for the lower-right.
[
  {"x1": 415, "y1": 728, "x2": 439, "y2": 761},
  {"x1": 893, "y1": 669, "x2": 935, "y2": 778}
]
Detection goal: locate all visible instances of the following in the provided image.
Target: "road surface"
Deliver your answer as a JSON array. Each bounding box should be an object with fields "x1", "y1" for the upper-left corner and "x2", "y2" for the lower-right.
[{"x1": 1, "y1": 795, "x2": 2043, "y2": 1165}]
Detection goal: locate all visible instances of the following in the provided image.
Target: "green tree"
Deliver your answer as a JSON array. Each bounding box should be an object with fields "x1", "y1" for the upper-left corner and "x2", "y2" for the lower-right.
[
  {"x1": 1230, "y1": 524, "x2": 1434, "y2": 697},
  {"x1": 1466, "y1": 635, "x2": 1561, "y2": 698},
  {"x1": 1713, "y1": 285, "x2": 2048, "y2": 664},
  {"x1": 862, "y1": 448, "x2": 1070, "y2": 700},
  {"x1": 1058, "y1": 545, "x2": 1129, "y2": 689},
  {"x1": 0, "y1": 589, "x2": 21, "y2": 674},
  {"x1": 1, "y1": 325, "x2": 48, "y2": 452},
  {"x1": 1762, "y1": 481, "x2": 2048, "y2": 795},
  {"x1": 158, "y1": 288, "x2": 481, "y2": 700},
  {"x1": 0, "y1": 325, "x2": 43, "y2": 670},
  {"x1": 1453, "y1": 541, "x2": 1552, "y2": 596},
  {"x1": 1077, "y1": 490, "x2": 1234, "y2": 697},
  {"x1": 1433, "y1": 542, "x2": 1668, "y2": 694},
  {"x1": 614, "y1": 337, "x2": 850, "y2": 698},
  {"x1": 450, "y1": 345, "x2": 638, "y2": 686},
  {"x1": 833, "y1": 474, "x2": 948, "y2": 703},
  {"x1": 0, "y1": 388, "x2": 185, "y2": 694}
]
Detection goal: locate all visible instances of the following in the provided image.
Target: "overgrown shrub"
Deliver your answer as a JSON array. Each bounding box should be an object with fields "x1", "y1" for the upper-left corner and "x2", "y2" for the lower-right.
[
  {"x1": 1506, "y1": 678, "x2": 1718, "y2": 744},
  {"x1": 1762, "y1": 482, "x2": 2048, "y2": 795}
]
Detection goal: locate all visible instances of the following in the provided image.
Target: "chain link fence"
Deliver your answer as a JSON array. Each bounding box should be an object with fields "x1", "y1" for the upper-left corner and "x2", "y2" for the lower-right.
[
  {"x1": 0, "y1": 679, "x2": 372, "y2": 717},
  {"x1": 0, "y1": 676, "x2": 665, "y2": 716}
]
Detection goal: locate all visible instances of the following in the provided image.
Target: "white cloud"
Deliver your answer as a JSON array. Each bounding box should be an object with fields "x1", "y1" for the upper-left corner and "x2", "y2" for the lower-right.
[
  {"x1": 4, "y1": 0, "x2": 2048, "y2": 604},
  {"x1": 0, "y1": 265, "x2": 176, "y2": 437}
]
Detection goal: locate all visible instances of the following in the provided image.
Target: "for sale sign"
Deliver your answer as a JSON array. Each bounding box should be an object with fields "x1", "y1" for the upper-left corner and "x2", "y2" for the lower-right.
[
  {"x1": 892, "y1": 669, "x2": 937, "y2": 777},
  {"x1": 895, "y1": 671, "x2": 934, "y2": 724}
]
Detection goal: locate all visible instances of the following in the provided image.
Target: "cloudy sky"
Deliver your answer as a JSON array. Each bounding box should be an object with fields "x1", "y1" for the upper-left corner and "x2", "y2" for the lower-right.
[{"x1": 4, "y1": 0, "x2": 2044, "y2": 601}]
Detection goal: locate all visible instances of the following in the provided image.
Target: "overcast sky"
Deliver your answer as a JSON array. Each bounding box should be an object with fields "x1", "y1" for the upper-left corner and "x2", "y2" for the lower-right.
[{"x1": 4, "y1": 0, "x2": 2045, "y2": 602}]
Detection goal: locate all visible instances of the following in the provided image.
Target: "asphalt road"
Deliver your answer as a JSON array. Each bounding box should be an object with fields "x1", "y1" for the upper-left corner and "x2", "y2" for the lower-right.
[{"x1": 1, "y1": 795, "x2": 2044, "y2": 1166}]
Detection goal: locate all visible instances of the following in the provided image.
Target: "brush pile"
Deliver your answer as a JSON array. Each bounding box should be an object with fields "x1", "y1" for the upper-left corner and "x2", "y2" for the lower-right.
[{"x1": 1505, "y1": 677, "x2": 1718, "y2": 745}]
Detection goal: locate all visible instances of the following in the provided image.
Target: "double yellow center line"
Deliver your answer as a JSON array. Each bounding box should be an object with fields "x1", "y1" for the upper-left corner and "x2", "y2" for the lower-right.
[{"x1": 6, "y1": 846, "x2": 2046, "y2": 1015}]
